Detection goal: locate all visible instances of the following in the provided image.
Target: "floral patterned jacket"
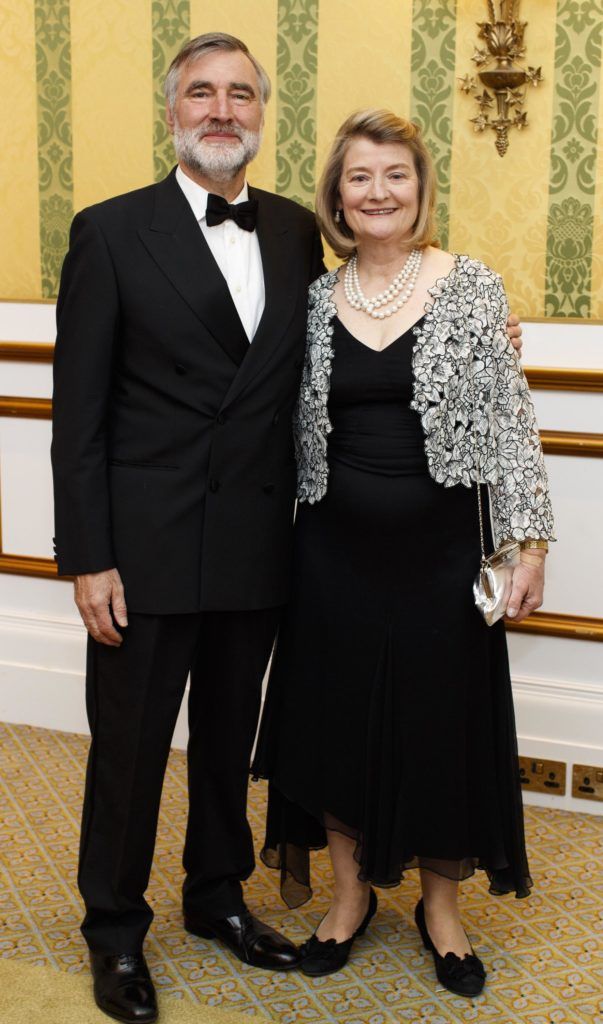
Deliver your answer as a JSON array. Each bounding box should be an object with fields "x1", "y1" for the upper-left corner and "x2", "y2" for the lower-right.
[{"x1": 294, "y1": 256, "x2": 555, "y2": 546}]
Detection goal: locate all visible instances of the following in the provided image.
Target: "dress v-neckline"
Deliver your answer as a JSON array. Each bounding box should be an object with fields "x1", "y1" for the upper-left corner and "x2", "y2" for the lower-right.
[{"x1": 334, "y1": 314, "x2": 425, "y2": 354}]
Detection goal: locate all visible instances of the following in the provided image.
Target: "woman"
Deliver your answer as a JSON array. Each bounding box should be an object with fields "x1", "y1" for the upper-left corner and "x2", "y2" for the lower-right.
[{"x1": 252, "y1": 110, "x2": 554, "y2": 997}]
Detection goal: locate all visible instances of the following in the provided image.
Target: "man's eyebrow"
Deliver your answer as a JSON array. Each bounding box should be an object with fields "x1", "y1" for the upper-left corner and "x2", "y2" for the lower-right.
[
  {"x1": 230, "y1": 81, "x2": 256, "y2": 95},
  {"x1": 184, "y1": 79, "x2": 256, "y2": 95}
]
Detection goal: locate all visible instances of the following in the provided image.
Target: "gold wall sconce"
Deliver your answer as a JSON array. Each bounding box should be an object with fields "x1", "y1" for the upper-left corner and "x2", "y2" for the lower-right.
[{"x1": 458, "y1": 0, "x2": 543, "y2": 156}]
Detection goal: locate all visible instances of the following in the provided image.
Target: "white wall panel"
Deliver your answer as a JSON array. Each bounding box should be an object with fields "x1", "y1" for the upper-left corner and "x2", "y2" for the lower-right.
[
  {"x1": 522, "y1": 321, "x2": 603, "y2": 367},
  {"x1": 0, "y1": 418, "x2": 54, "y2": 557},
  {"x1": 539, "y1": 455, "x2": 603, "y2": 617},
  {"x1": 0, "y1": 573, "x2": 76, "y2": 619},
  {"x1": 0, "y1": 362, "x2": 52, "y2": 398},
  {"x1": 0, "y1": 302, "x2": 56, "y2": 341},
  {"x1": 508, "y1": 632, "x2": 603, "y2": 688},
  {"x1": 532, "y1": 390, "x2": 603, "y2": 433}
]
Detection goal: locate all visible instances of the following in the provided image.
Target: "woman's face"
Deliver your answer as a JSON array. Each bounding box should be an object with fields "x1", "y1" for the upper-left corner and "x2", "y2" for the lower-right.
[{"x1": 338, "y1": 137, "x2": 420, "y2": 249}]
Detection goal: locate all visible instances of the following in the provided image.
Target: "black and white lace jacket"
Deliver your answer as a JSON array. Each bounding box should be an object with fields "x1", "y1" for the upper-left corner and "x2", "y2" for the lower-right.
[{"x1": 294, "y1": 256, "x2": 555, "y2": 546}]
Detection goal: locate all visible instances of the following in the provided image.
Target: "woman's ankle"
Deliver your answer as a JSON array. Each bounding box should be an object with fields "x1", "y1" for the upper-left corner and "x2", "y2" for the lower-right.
[{"x1": 332, "y1": 881, "x2": 370, "y2": 906}]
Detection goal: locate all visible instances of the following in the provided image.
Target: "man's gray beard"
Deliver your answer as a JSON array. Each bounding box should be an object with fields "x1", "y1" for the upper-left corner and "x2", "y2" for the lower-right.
[{"x1": 173, "y1": 123, "x2": 262, "y2": 182}]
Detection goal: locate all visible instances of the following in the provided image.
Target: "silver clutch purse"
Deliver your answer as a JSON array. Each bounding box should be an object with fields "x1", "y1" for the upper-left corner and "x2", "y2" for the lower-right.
[{"x1": 473, "y1": 539, "x2": 521, "y2": 626}]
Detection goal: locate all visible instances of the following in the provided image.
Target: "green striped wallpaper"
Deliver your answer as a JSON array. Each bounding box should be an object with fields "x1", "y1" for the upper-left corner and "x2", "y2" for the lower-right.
[{"x1": 0, "y1": 0, "x2": 598, "y2": 319}]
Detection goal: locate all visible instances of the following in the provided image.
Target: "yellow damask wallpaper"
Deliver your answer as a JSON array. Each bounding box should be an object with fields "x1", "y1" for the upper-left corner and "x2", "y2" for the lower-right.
[{"x1": 1, "y1": 0, "x2": 602, "y2": 319}]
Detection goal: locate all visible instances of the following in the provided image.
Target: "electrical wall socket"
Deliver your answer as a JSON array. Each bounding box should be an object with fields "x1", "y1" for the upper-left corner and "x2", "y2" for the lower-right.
[
  {"x1": 518, "y1": 756, "x2": 566, "y2": 795},
  {"x1": 572, "y1": 764, "x2": 603, "y2": 803}
]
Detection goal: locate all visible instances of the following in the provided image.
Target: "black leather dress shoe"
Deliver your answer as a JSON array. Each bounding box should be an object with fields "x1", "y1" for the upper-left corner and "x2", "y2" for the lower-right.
[
  {"x1": 90, "y1": 952, "x2": 158, "y2": 1023},
  {"x1": 184, "y1": 909, "x2": 302, "y2": 971},
  {"x1": 300, "y1": 888, "x2": 378, "y2": 977},
  {"x1": 414, "y1": 898, "x2": 486, "y2": 997}
]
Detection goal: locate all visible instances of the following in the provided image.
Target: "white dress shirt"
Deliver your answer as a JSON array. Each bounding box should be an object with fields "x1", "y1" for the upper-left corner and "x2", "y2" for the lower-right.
[{"x1": 176, "y1": 165, "x2": 265, "y2": 341}]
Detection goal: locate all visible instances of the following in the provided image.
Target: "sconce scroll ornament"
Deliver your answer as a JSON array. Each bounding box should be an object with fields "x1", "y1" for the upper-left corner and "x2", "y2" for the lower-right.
[{"x1": 458, "y1": 0, "x2": 543, "y2": 157}]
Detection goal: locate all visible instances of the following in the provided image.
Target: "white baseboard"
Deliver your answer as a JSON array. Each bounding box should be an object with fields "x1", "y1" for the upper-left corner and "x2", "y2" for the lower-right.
[{"x1": 1, "y1": 613, "x2": 601, "y2": 815}]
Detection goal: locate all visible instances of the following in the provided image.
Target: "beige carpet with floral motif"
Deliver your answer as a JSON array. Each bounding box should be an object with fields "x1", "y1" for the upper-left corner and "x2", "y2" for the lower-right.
[
  {"x1": 0, "y1": 956, "x2": 269, "y2": 1023},
  {"x1": 1, "y1": 722, "x2": 602, "y2": 1024}
]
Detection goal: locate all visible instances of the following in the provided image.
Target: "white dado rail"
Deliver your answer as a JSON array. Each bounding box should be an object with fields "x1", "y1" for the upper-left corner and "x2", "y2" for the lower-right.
[{"x1": 1, "y1": 301, "x2": 602, "y2": 814}]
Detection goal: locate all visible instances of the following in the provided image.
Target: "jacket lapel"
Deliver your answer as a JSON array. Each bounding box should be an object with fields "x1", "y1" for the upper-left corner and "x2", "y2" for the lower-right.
[
  {"x1": 221, "y1": 188, "x2": 297, "y2": 406},
  {"x1": 138, "y1": 169, "x2": 249, "y2": 366}
]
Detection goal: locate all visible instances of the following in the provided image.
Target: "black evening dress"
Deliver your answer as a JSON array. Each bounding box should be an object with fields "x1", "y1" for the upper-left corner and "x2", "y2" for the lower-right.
[{"x1": 252, "y1": 315, "x2": 532, "y2": 909}]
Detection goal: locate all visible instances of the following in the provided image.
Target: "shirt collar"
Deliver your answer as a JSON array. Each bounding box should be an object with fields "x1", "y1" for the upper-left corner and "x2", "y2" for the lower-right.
[{"x1": 175, "y1": 165, "x2": 249, "y2": 223}]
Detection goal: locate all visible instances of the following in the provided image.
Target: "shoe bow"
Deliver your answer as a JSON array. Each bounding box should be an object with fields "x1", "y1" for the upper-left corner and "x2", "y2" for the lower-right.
[
  {"x1": 300, "y1": 934, "x2": 337, "y2": 957},
  {"x1": 443, "y1": 951, "x2": 486, "y2": 982}
]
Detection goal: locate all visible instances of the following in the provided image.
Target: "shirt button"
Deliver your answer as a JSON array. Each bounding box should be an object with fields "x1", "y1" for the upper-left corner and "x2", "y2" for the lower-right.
[
  {"x1": 209, "y1": 479, "x2": 220, "y2": 493},
  {"x1": 235, "y1": 286, "x2": 242, "y2": 294},
  {"x1": 229, "y1": 237, "x2": 236, "y2": 246},
  {"x1": 216, "y1": 413, "x2": 226, "y2": 425}
]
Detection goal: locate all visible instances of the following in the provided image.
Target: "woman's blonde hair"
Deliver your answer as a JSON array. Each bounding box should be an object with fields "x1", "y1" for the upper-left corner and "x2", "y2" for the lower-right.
[{"x1": 315, "y1": 109, "x2": 438, "y2": 259}]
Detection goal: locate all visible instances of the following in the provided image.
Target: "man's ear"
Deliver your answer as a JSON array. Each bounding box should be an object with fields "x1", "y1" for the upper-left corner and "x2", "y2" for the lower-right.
[{"x1": 165, "y1": 102, "x2": 174, "y2": 135}]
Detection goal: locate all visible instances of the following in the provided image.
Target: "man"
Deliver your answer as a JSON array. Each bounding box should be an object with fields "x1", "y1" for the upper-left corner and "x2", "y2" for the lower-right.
[{"x1": 51, "y1": 32, "x2": 522, "y2": 1024}]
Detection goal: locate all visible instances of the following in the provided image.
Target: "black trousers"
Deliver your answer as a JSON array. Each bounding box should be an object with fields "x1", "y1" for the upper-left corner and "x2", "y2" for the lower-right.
[{"x1": 78, "y1": 608, "x2": 281, "y2": 953}]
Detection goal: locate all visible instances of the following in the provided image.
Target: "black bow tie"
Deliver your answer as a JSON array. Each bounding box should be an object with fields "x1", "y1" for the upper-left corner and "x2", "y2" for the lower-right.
[{"x1": 205, "y1": 192, "x2": 258, "y2": 232}]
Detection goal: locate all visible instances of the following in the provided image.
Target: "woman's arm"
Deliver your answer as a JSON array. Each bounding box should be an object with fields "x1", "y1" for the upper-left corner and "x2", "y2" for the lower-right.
[
  {"x1": 293, "y1": 278, "x2": 334, "y2": 504},
  {"x1": 481, "y1": 272, "x2": 555, "y2": 621},
  {"x1": 482, "y1": 273, "x2": 555, "y2": 547}
]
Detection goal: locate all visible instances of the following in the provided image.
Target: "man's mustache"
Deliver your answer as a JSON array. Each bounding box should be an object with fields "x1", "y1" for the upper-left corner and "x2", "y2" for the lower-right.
[{"x1": 196, "y1": 124, "x2": 245, "y2": 140}]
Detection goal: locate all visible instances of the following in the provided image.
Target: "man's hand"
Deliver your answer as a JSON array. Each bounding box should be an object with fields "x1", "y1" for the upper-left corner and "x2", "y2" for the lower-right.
[
  {"x1": 507, "y1": 313, "x2": 522, "y2": 356},
  {"x1": 74, "y1": 568, "x2": 128, "y2": 646}
]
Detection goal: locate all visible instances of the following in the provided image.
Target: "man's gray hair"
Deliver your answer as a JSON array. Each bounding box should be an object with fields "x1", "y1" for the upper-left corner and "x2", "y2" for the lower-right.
[{"x1": 164, "y1": 32, "x2": 272, "y2": 111}]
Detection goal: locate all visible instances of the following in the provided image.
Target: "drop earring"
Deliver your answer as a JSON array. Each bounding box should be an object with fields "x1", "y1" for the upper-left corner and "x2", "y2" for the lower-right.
[{"x1": 335, "y1": 209, "x2": 341, "y2": 223}]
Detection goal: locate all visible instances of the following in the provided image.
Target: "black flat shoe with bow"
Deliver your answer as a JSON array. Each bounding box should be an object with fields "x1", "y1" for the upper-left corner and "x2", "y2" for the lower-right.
[
  {"x1": 414, "y1": 898, "x2": 486, "y2": 997},
  {"x1": 300, "y1": 888, "x2": 378, "y2": 977}
]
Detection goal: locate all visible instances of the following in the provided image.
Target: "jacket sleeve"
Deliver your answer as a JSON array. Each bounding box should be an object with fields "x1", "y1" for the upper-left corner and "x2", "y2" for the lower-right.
[
  {"x1": 51, "y1": 211, "x2": 120, "y2": 575},
  {"x1": 482, "y1": 273, "x2": 556, "y2": 545},
  {"x1": 293, "y1": 279, "x2": 333, "y2": 503}
]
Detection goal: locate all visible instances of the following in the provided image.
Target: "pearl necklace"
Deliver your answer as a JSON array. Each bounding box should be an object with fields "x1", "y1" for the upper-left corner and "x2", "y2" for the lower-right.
[{"x1": 344, "y1": 249, "x2": 422, "y2": 319}]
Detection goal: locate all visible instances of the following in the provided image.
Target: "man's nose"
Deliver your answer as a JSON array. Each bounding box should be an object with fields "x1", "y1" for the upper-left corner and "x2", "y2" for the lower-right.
[{"x1": 207, "y1": 91, "x2": 233, "y2": 121}]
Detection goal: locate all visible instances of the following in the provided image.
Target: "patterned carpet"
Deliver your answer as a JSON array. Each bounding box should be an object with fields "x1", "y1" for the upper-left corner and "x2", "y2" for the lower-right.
[{"x1": 1, "y1": 721, "x2": 602, "y2": 1024}]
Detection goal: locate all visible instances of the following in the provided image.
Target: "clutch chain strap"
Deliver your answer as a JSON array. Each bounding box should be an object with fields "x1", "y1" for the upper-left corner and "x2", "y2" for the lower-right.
[{"x1": 470, "y1": 355, "x2": 488, "y2": 566}]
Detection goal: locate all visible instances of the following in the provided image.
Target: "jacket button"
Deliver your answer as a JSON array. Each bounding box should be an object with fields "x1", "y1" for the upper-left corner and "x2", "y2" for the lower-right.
[
  {"x1": 175, "y1": 363, "x2": 187, "y2": 375},
  {"x1": 272, "y1": 411, "x2": 280, "y2": 425},
  {"x1": 209, "y1": 479, "x2": 220, "y2": 493},
  {"x1": 263, "y1": 482, "x2": 275, "y2": 495},
  {"x1": 216, "y1": 412, "x2": 226, "y2": 425}
]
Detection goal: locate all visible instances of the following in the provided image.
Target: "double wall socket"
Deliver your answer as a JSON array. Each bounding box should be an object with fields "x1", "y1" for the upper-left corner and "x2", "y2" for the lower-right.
[
  {"x1": 518, "y1": 757, "x2": 603, "y2": 802},
  {"x1": 572, "y1": 764, "x2": 603, "y2": 802},
  {"x1": 518, "y1": 756, "x2": 566, "y2": 795}
]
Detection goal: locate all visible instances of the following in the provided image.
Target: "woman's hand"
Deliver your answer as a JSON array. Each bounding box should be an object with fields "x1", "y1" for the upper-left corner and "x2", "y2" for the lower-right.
[
  {"x1": 507, "y1": 313, "x2": 522, "y2": 355},
  {"x1": 506, "y1": 551, "x2": 546, "y2": 623}
]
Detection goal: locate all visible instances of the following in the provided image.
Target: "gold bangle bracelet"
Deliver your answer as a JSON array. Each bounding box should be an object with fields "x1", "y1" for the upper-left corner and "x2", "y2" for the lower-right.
[{"x1": 520, "y1": 539, "x2": 549, "y2": 552}]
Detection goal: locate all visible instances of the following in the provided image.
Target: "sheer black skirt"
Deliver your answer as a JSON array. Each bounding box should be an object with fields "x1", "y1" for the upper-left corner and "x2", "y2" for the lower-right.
[{"x1": 252, "y1": 464, "x2": 532, "y2": 908}]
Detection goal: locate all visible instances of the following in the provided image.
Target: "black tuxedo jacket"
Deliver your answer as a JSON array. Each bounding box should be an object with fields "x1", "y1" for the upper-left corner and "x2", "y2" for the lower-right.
[{"x1": 51, "y1": 169, "x2": 324, "y2": 612}]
